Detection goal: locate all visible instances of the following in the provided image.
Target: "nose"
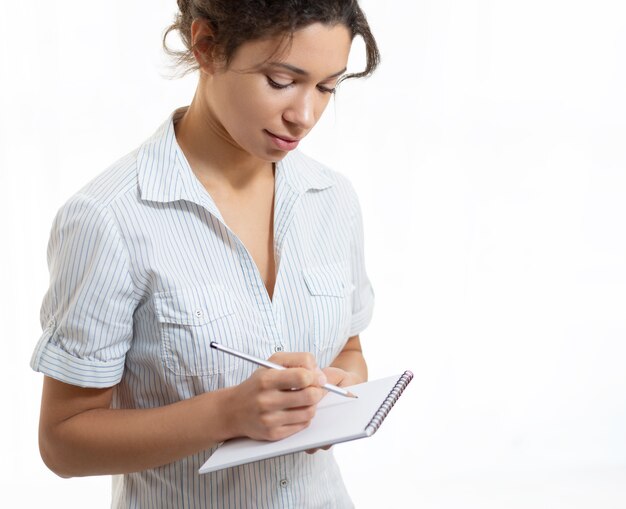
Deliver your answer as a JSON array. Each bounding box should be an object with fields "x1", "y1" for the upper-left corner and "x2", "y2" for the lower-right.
[{"x1": 282, "y1": 89, "x2": 318, "y2": 131}]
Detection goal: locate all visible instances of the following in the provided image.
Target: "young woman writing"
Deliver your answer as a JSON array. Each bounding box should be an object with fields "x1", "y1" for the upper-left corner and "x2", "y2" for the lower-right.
[{"x1": 32, "y1": 1, "x2": 379, "y2": 506}]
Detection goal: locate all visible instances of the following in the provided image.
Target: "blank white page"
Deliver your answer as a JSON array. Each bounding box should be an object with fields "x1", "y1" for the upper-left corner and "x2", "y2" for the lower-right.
[{"x1": 199, "y1": 373, "x2": 407, "y2": 474}]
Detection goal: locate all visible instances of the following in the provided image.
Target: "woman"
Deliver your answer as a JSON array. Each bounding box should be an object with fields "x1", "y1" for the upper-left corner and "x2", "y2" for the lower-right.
[{"x1": 31, "y1": 1, "x2": 379, "y2": 507}]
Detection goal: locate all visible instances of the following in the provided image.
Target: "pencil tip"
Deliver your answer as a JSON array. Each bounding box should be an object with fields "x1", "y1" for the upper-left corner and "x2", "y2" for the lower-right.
[{"x1": 347, "y1": 391, "x2": 358, "y2": 399}]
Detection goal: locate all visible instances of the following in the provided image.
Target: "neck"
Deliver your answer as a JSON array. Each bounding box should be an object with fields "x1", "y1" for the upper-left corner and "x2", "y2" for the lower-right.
[{"x1": 174, "y1": 88, "x2": 272, "y2": 191}]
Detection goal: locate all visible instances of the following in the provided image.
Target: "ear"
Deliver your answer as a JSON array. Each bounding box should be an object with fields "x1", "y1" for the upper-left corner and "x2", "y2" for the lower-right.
[{"x1": 191, "y1": 19, "x2": 217, "y2": 73}]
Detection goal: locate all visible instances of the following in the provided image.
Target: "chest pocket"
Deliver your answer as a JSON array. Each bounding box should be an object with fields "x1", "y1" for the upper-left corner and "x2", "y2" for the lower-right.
[
  {"x1": 154, "y1": 286, "x2": 240, "y2": 378},
  {"x1": 303, "y1": 263, "x2": 354, "y2": 367}
]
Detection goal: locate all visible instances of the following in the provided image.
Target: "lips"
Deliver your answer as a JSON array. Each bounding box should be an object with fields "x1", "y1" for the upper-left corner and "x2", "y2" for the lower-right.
[{"x1": 265, "y1": 130, "x2": 301, "y2": 151}]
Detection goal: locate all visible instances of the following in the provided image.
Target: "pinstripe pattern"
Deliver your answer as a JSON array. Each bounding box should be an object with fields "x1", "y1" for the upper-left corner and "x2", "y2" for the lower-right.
[{"x1": 31, "y1": 109, "x2": 374, "y2": 508}]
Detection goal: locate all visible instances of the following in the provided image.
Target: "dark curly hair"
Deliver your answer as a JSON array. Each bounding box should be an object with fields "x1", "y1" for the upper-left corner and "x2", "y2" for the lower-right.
[{"x1": 163, "y1": 0, "x2": 380, "y2": 82}]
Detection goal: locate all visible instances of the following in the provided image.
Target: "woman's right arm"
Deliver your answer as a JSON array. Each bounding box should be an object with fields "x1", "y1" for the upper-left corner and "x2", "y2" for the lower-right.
[{"x1": 38, "y1": 352, "x2": 327, "y2": 477}]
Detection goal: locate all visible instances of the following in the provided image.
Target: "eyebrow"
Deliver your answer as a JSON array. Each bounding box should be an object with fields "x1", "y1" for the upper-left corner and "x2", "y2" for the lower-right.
[{"x1": 268, "y1": 62, "x2": 347, "y2": 80}]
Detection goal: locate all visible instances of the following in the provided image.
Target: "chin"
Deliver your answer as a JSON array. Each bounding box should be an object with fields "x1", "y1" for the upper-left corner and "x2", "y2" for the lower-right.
[{"x1": 262, "y1": 149, "x2": 291, "y2": 163}]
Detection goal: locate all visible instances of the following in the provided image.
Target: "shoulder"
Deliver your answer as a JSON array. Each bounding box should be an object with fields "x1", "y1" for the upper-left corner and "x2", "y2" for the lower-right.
[
  {"x1": 56, "y1": 110, "x2": 177, "y2": 218},
  {"x1": 51, "y1": 149, "x2": 140, "y2": 240},
  {"x1": 76, "y1": 149, "x2": 139, "y2": 208}
]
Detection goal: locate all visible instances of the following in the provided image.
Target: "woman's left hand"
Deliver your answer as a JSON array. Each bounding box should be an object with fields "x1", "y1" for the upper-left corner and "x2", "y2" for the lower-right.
[
  {"x1": 320, "y1": 366, "x2": 364, "y2": 389},
  {"x1": 304, "y1": 367, "x2": 363, "y2": 455}
]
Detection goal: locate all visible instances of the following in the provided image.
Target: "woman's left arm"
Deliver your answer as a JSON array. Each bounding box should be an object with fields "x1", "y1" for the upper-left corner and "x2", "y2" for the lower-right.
[{"x1": 323, "y1": 335, "x2": 368, "y2": 387}]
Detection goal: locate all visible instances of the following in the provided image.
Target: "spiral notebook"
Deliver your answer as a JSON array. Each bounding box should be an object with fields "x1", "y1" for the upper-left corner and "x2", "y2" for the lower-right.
[{"x1": 199, "y1": 370, "x2": 413, "y2": 474}]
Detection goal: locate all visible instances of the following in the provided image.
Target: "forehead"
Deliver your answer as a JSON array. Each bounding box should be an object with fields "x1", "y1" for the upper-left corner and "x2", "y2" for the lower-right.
[{"x1": 228, "y1": 22, "x2": 353, "y2": 76}]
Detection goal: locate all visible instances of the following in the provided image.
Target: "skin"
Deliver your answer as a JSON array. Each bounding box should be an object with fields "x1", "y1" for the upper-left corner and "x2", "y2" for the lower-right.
[
  {"x1": 176, "y1": 21, "x2": 353, "y2": 299},
  {"x1": 38, "y1": 22, "x2": 368, "y2": 478}
]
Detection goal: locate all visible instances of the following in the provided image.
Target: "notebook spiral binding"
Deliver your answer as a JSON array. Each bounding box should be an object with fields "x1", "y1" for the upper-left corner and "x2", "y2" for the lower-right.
[{"x1": 365, "y1": 370, "x2": 414, "y2": 436}]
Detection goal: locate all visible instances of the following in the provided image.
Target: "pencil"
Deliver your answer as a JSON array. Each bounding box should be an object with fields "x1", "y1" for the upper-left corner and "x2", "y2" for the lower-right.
[{"x1": 210, "y1": 341, "x2": 358, "y2": 398}]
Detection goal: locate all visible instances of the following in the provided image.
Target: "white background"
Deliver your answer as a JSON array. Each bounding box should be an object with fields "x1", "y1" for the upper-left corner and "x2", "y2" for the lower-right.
[{"x1": 2, "y1": 0, "x2": 625, "y2": 507}]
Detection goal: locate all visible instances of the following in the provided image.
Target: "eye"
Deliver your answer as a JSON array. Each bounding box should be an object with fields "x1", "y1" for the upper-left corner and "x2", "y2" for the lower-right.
[
  {"x1": 317, "y1": 84, "x2": 336, "y2": 95},
  {"x1": 266, "y1": 76, "x2": 293, "y2": 90}
]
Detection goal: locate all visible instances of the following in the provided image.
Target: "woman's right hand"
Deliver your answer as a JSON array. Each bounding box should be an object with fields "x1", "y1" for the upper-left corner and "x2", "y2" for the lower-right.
[
  {"x1": 36, "y1": 353, "x2": 326, "y2": 477},
  {"x1": 224, "y1": 352, "x2": 327, "y2": 442}
]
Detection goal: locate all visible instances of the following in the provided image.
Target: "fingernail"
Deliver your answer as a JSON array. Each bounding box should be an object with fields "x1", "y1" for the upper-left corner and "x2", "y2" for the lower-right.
[{"x1": 318, "y1": 372, "x2": 327, "y2": 386}]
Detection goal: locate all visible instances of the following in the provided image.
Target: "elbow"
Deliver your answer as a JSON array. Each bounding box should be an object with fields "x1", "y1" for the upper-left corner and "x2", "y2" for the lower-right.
[{"x1": 38, "y1": 429, "x2": 78, "y2": 478}]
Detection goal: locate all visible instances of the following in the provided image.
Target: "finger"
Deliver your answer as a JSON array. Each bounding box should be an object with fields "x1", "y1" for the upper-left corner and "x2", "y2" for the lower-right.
[
  {"x1": 305, "y1": 445, "x2": 332, "y2": 454},
  {"x1": 278, "y1": 386, "x2": 326, "y2": 409},
  {"x1": 260, "y1": 406, "x2": 317, "y2": 431},
  {"x1": 266, "y1": 422, "x2": 311, "y2": 442},
  {"x1": 321, "y1": 367, "x2": 344, "y2": 386},
  {"x1": 280, "y1": 406, "x2": 318, "y2": 426},
  {"x1": 255, "y1": 385, "x2": 325, "y2": 412},
  {"x1": 263, "y1": 367, "x2": 323, "y2": 391}
]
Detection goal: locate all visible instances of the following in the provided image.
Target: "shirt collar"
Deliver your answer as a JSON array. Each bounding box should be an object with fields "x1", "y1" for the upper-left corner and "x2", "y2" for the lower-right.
[
  {"x1": 276, "y1": 150, "x2": 335, "y2": 194},
  {"x1": 137, "y1": 108, "x2": 334, "y2": 206},
  {"x1": 137, "y1": 108, "x2": 208, "y2": 205}
]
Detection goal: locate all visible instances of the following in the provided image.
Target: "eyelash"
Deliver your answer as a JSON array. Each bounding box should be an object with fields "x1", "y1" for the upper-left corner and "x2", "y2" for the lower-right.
[{"x1": 266, "y1": 76, "x2": 336, "y2": 95}]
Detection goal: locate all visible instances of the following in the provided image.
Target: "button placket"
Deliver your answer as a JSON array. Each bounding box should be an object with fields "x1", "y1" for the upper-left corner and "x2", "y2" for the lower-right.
[{"x1": 232, "y1": 231, "x2": 285, "y2": 353}]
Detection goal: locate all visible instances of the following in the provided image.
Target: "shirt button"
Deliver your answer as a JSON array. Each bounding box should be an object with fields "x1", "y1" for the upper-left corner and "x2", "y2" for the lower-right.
[
  {"x1": 194, "y1": 309, "x2": 203, "y2": 319},
  {"x1": 274, "y1": 345, "x2": 284, "y2": 352},
  {"x1": 279, "y1": 479, "x2": 289, "y2": 488}
]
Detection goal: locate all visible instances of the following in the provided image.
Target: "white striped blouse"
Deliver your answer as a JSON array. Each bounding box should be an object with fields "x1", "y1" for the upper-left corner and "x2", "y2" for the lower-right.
[{"x1": 31, "y1": 108, "x2": 374, "y2": 509}]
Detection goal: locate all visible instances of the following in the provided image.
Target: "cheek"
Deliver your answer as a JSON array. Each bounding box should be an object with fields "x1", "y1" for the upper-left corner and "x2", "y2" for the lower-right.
[
  {"x1": 225, "y1": 84, "x2": 280, "y2": 133},
  {"x1": 315, "y1": 96, "x2": 333, "y2": 121}
]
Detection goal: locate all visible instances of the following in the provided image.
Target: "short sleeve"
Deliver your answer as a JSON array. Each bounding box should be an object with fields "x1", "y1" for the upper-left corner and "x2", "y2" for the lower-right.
[
  {"x1": 348, "y1": 194, "x2": 375, "y2": 337},
  {"x1": 30, "y1": 194, "x2": 139, "y2": 388}
]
